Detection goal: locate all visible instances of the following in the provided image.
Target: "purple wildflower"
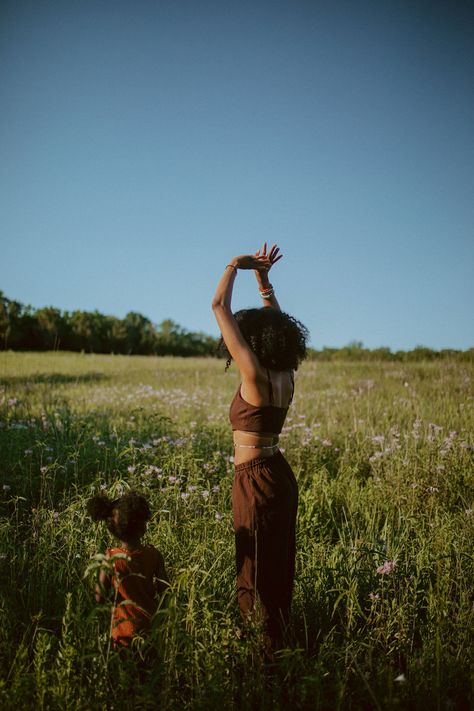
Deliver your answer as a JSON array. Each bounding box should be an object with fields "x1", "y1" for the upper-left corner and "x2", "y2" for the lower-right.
[{"x1": 376, "y1": 560, "x2": 396, "y2": 575}]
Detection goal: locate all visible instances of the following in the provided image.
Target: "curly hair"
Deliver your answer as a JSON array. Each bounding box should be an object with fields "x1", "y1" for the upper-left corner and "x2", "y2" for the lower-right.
[
  {"x1": 219, "y1": 308, "x2": 309, "y2": 371},
  {"x1": 87, "y1": 491, "x2": 152, "y2": 543}
]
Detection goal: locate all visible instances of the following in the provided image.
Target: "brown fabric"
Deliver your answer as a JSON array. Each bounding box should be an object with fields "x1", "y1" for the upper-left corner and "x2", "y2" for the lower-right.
[
  {"x1": 229, "y1": 370, "x2": 295, "y2": 434},
  {"x1": 232, "y1": 450, "x2": 298, "y2": 648},
  {"x1": 229, "y1": 386, "x2": 289, "y2": 434},
  {"x1": 106, "y1": 545, "x2": 160, "y2": 646}
]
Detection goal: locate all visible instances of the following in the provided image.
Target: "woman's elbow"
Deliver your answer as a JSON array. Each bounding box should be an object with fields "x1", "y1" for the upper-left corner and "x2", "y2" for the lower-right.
[{"x1": 211, "y1": 300, "x2": 226, "y2": 312}]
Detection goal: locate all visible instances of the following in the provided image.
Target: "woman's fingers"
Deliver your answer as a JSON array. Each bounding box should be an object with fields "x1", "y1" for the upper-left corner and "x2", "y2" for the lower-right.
[
  {"x1": 268, "y1": 244, "x2": 279, "y2": 261},
  {"x1": 253, "y1": 242, "x2": 283, "y2": 267}
]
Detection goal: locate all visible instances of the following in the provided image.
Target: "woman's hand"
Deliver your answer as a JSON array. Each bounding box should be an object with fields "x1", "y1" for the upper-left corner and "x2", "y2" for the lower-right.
[
  {"x1": 254, "y1": 242, "x2": 283, "y2": 274},
  {"x1": 232, "y1": 254, "x2": 271, "y2": 270},
  {"x1": 230, "y1": 243, "x2": 282, "y2": 272}
]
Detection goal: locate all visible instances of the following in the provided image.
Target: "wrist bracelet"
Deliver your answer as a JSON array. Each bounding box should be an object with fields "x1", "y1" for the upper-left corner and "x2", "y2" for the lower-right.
[
  {"x1": 226, "y1": 264, "x2": 238, "y2": 274},
  {"x1": 259, "y1": 284, "x2": 274, "y2": 298}
]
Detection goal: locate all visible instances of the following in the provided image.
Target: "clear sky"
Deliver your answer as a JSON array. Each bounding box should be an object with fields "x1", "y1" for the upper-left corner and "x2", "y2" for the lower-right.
[{"x1": 1, "y1": 0, "x2": 473, "y2": 350}]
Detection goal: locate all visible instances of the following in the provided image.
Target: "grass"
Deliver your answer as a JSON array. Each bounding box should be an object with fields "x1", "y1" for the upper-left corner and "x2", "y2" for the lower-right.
[{"x1": 0, "y1": 352, "x2": 473, "y2": 709}]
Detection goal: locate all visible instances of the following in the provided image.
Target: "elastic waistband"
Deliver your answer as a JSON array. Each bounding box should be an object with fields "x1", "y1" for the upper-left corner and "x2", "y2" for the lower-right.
[{"x1": 233, "y1": 449, "x2": 283, "y2": 473}]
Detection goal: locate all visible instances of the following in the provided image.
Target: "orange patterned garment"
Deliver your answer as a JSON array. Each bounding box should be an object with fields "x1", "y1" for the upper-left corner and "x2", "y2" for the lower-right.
[{"x1": 106, "y1": 545, "x2": 162, "y2": 646}]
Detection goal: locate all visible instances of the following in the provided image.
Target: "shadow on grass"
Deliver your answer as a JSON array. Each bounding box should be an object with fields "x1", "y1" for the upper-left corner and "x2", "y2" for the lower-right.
[{"x1": 0, "y1": 372, "x2": 108, "y2": 386}]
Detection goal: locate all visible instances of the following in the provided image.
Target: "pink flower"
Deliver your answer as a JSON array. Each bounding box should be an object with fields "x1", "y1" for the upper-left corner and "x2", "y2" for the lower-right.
[{"x1": 376, "y1": 560, "x2": 396, "y2": 575}]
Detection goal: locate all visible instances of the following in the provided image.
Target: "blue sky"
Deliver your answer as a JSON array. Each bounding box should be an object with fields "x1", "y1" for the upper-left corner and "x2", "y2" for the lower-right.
[{"x1": 1, "y1": 0, "x2": 473, "y2": 350}]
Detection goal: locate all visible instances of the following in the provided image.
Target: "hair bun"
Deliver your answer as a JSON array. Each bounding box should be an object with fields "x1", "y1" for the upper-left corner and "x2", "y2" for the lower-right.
[{"x1": 87, "y1": 494, "x2": 113, "y2": 522}]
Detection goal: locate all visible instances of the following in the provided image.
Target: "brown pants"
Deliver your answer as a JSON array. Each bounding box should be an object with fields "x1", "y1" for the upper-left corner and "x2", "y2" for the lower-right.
[{"x1": 232, "y1": 450, "x2": 298, "y2": 647}]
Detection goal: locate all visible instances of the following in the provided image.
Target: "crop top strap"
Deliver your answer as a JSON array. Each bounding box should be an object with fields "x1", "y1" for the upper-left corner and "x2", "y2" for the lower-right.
[{"x1": 266, "y1": 368, "x2": 274, "y2": 405}]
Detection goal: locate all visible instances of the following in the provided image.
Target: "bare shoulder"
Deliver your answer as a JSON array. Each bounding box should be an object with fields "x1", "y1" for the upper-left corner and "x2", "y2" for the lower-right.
[{"x1": 241, "y1": 363, "x2": 273, "y2": 405}]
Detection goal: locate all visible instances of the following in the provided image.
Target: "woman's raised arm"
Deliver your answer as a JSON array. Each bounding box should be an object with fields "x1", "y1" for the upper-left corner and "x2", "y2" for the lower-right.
[
  {"x1": 212, "y1": 254, "x2": 270, "y2": 379},
  {"x1": 253, "y1": 243, "x2": 282, "y2": 311}
]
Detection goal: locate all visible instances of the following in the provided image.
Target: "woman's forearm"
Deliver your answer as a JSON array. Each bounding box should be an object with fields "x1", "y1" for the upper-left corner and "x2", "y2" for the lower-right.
[
  {"x1": 255, "y1": 270, "x2": 281, "y2": 310},
  {"x1": 212, "y1": 260, "x2": 239, "y2": 310}
]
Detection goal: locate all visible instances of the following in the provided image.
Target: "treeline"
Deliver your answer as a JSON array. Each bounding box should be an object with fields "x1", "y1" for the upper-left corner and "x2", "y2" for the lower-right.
[
  {"x1": 0, "y1": 292, "x2": 218, "y2": 356},
  {"x1": 308, "y1": 341, "x2": 474, "y2": 363},
  {"x1": 1, "y1": 292, "x2": 472, "y2": 361}
]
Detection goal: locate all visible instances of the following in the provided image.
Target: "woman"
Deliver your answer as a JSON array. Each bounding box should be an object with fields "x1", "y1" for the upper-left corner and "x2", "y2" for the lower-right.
[{"x1": 212, "y1": 243, "x2": 308, "y2": 652}]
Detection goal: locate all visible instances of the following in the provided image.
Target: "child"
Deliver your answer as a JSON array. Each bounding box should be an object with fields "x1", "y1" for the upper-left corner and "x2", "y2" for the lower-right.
[{"x1": 87, "y1": 490, "x2": 168, "y2": 648}]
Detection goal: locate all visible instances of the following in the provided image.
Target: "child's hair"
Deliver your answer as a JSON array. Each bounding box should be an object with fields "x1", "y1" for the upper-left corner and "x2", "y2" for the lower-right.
[{"x1": 87, "y1": 491, "x2": 152, "y2": 543}]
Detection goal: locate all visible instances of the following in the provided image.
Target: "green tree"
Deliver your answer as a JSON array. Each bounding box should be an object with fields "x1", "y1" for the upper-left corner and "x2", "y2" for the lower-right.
[{"x1": 36, "y1": 307, "x2": 64, "y2": 350}]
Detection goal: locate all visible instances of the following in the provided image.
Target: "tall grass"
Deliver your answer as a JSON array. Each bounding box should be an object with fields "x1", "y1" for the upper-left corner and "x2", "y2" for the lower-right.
[{"x1": 0, "y1": 352, "x2": 473, "y2": 709}]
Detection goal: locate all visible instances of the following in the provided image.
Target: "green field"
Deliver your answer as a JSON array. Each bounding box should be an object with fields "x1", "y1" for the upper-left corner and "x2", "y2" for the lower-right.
[{"x1": 1, "y1": 352, "x2": 473, "y2": 709}]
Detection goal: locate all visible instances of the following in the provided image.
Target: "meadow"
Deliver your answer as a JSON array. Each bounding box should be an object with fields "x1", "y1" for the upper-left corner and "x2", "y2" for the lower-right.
[{"x1": 0, "y1": 352, "x2": 472, "y2": 710}]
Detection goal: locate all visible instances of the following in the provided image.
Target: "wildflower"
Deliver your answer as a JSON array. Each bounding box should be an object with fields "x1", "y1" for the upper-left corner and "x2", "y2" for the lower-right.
[
  {"x1": 368, "y1": 592, "x2": 380, "y2": 601},
  {"x1": 394, "y1": 674, "x2": 406, "y2": 683},
  {"x1": 181, "y1": 492, "x2": 189, "y2": 500},
  {"x1": 168, "y1": 476, "x2": 179, "y2": 484},
  {"x1": 53, "y1": 512, "x2": 60, "y2": 523},
  {"x1": 465, "y1": 508, "x2": 473, "y2": 517},
  {"x1": 215, "y1": 512, "x2": 223, "y2": 521},
  {"x1": 40, "y1": 466, "x2": 47, "y2": 474},
  {"x1": 187, "y1": 485, "x2": 197, "y2": 492},
  {"x1": 426, "y1": 486, "x2": 439, "y2": 493},
  {"x1": 0, "y1": 553, "x2": 7, "y2": 560},
  {"x1": 127, "y1": 465, "x2": 136, "y2": 474},
  {"x1": 201, "y1": 490, "x2": 210, "y2": 498},
  {"x1": 24, "y1": 449, "x2": 33, "y2": 455},
  {"x1": 376, "y1": 560, "x2": 396, "y2": 575},
  {"x1": 212, "y1": 485, "x2": 220, "y2": 493},
  {"x1": 2, "y1": 484, "x2": 11, "y2": 492},
  {"x1": 145, "y1": 465, "x2": 163, "y2": 476}
]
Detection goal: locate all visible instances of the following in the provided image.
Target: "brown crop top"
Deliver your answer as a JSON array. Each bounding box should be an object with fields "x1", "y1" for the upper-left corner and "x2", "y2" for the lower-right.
[{"x1": 229, "y1": 369, "x2": 294, "y2": 434}]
